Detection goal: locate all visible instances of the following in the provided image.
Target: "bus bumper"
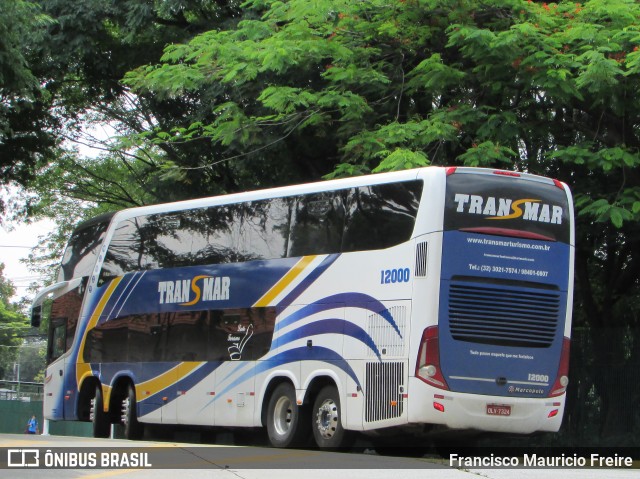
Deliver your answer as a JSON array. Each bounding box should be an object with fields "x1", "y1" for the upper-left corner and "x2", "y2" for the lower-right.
[{"x1": 407, "y1": 377, "x2": 565, "y2": 434}]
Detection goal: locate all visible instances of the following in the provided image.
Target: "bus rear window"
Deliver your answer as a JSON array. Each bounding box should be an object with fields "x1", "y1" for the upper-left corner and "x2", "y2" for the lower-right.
[{"x1": 444, "y1": 173, "x2": 570, "y2": 243}]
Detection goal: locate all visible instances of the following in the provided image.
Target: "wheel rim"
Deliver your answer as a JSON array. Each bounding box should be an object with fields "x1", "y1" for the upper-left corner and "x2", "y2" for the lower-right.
[
  {"x1": 121, "y1": 396, "x2": 131, "y2": 425},
  {"x1": 273, "y1": 396, "x2": 293, "y2": 437},
  {"x1": 90, "y1": 397, "x2": 97, "y2": 422},
  {"x1": 315, "y1": 398, "x2": 338, "y2": 439}
]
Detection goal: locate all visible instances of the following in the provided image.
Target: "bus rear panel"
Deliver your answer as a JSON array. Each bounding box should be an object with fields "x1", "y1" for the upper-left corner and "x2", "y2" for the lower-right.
[{"x1": 411, "y1": 168, "x2": 573, "y2": 434}]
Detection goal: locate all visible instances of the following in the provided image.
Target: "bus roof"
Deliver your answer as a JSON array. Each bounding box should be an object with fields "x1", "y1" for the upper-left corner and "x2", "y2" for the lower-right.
[
  {"x1": 108, "y1": 167, "x2": 425, "y2": 224},
  {"x1": 72, "y1": 211, "x2": 117, "y2": 233},
  {"x1": 81, "y1": 166, "x2": 566, "y2": 228}
]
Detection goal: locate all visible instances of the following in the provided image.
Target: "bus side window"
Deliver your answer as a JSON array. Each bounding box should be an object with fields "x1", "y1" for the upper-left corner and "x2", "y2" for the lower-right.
[
  {"x1": 243, "y1": 197, "x2": 293, "y2": 261},
  {"x1": 288, "y1": 192, "x2": 345, "y2": 257},
  {"x1": 342, "y1": 182, "x2": 422, "y2": 252}
]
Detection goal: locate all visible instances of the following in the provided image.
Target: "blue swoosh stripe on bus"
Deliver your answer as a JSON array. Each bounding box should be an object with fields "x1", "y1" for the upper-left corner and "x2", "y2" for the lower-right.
[
  {"x1": 218, "y1": 316, "x2": 381, "y2": 385},
  {"x1": 100, "y1": 361, "x2": 202, "y2": 385},
  {"x1": 113, "y1": 271, "x2": 148, "y2": 319},
  {"x1": 104, "y1": 272, "x2": 142, "y2": 323},
  {"x1": 275, "y1": 292, "x2": 401, "y2": 338},
  {"x1": 172, "y1": 361, "x2": 221, "y2": 391},
  {"x1": 275, "y1": 254, "x2": 340, "y2": 310},
  {"x1": 218, "y1": 299, "x2": 392, "y2": 384},
  {"x1": 275, "y1": 319, "x2": 381, "y2": 360},
  {"x1": 218, "y1": 361, "x2": 252, "y2": 385},
  {"x1": 137, "y1": 361, "x2": 221, "y2": 409},
  {"x1": 209, "y1": 346, "x2": 362, "y2": 408}
]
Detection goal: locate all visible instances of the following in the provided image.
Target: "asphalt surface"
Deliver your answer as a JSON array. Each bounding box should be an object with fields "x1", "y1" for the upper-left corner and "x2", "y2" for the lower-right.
[{"x1": 0, "y1": 432, "x2": 637, "y2": 479}]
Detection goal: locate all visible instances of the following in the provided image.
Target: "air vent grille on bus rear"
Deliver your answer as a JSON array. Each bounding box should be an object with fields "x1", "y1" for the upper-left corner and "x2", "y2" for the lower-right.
[
  {"x1": 365, "y1": 361, "x2": 404, "y2": 423},
  {"x1": 415, "y1": 241, "x2": 428, "y2": 277},
  {"x1": 448, "y1": 281, "x2": 561, "y2": 348},
  {"x1": 367, "y1": 305, "x2": 407, "y2": 358}
]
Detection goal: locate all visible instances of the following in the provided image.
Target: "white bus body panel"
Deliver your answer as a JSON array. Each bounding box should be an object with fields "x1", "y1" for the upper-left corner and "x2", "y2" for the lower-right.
[{"x1": 407, "y1": 377, "x2": 565, "y2": 433}]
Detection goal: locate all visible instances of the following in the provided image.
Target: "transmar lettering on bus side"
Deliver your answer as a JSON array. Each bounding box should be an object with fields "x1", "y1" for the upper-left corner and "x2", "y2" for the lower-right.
[
  {"x1": 453, "y1": 194, "x2": 563, "y2": 224},
  {"x1": 157, "y1": 275, "x2": 231, "y2": 305}
]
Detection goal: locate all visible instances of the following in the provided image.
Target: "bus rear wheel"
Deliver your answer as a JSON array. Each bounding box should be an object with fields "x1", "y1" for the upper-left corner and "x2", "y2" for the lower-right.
[
  {"x1": 121, "y1": 384, "x2": 144, "y2": 440},
  {"x1": 311, "y1": 385, "x2": 352, "y2": 449},
  {"x1": 266, "y1": 382, "x2": 309, "y2": 448},
  {"x1": 91, "y1": 385, "x2": 110, "y2": 438}
]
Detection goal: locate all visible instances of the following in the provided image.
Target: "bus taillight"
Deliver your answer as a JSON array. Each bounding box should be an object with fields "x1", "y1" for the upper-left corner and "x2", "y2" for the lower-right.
[
  {"x1": 549, "y1": 337, "x2": 570, "y2": 397},
  {"x1": 416, "y1": 326, "x2": 449, "y2": 390},
  {"x1": 492, "y1": 170, "x2": 521, "y2": 177}
]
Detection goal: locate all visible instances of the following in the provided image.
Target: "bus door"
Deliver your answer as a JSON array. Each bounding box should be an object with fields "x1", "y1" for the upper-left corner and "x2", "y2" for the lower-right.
[
  {"x1": 33, "y1": 278, "x2": 86, "y2": 420},
  {"x1": 43, "y1": 317, "x2": 69, "y2": 420}
]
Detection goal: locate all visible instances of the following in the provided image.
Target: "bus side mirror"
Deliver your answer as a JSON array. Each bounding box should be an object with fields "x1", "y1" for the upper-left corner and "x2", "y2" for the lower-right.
[{"x1": 31, "y1": 305, "x2": 42, "y2": 328}]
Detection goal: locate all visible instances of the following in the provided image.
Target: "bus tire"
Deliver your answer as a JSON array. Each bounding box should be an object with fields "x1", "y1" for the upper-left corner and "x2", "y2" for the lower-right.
[
  {"x1": 121, "y1": 384, "x2": 144, "y2": 440},
  {"x1": 91, "y1": 385, "x2": 110, "y2": 438},
  {"x1": 311, "y1": 385, "x2": 352, "y2": 449},
  {"x1": 266, "y1": 382, "x2": 309, "y2": 448}
]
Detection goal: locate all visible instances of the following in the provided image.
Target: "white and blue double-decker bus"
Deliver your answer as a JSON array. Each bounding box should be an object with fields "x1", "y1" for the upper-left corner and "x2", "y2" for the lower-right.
[{"x1": 32, "y1": 166, "x2": 574, "y2": 448}]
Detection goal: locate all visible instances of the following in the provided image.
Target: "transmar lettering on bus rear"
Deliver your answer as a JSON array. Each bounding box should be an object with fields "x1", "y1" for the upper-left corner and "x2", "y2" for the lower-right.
[
  {"x1": 157, "y1": 275, "x2": 230, "y2": 305},
  {"x1": 453, "y1": 194, "x2": 563, "y2": 224}
]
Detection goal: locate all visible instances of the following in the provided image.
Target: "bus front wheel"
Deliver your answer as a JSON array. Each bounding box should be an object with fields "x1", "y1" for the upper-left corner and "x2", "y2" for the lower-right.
[
  {"x1": 312, "y1": 385, "x2": 352, "y2": 449},
  {"x1": 91, "y1": 385, "x2": 110, "y2": 438},
  {"x1": 266, "y1": 382, "x2": 309, "y2": 447}
]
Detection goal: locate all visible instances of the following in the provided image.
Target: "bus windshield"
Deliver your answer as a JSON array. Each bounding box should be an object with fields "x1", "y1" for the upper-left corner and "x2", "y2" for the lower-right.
[{"x1": 57, "y1": 215, "x2": 111, "y2": 282}]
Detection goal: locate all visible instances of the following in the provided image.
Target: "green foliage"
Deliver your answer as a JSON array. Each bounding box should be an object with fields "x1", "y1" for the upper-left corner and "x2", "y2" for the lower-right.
[
  {"x1": 373, "y1": 149, "x2": 430, "y2": 173},
  {"x1": 0, "y1": 264, "x2": 29, "y2": 380},
  {"x1": 0, "y1": 0, "x2": 57, "y2": 218},
  {"x1": 457, "y1": 141, "x2": 517, "y2": 167},
  {"x1": 3, "y1": 0, "x2": 640, "y2": 440},
  {"x1": 0, "y1": 264, "x2": 27, "y2": 336},
  {"x1": 406, "y1": 54, "x2": 466, "y2": 94},
  {"x1": 109, "y1": 0, "x2": 640, "y2": 440},
  {"x1": 2, "y1": 0, "x2": 251, "y2": 224},
  {"x1": 0, "y1": 0, "x2": 50, "y2": 91},
  {"x1": 119, "y1": 0, "x2": 640, "y2": 232},
  {"x1": 16, "y1": 342, "x2": 46, "y2": 383}
]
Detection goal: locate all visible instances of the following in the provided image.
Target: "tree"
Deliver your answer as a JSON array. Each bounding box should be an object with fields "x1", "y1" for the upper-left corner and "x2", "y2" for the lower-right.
[
  {"x1": 2, "y1": 0, "x2": 249, "y2": 222},
  {"x1": 0, "y1": 263, "x2": 30, "y2": 380},
  {"x1": 3, "y1": 0, "x2": 639, "y2": 442},
  {"x1": 123, "y1": 0, "x2": 640, "y2": 440},
  {"x1": 0, "y1": 0, "x2": 57, "y2": 220},
  {"x1": 16, "y1": 340, "x2": 46, "y2": 383}
]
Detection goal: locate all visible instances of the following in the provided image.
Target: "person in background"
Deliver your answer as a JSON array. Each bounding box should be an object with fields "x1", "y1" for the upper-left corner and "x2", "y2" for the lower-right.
[{"x1": 27, "y1": 414, "x2": 38, "y2": 434}]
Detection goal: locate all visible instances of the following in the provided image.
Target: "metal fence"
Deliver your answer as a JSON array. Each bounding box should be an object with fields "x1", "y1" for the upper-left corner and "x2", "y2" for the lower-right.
[
  {"x1": 0, "y1": 380, "x2": 44, "y2": 402},
  {"x1": 0, "y1": 343, "x2": 46, "y2": 402}
]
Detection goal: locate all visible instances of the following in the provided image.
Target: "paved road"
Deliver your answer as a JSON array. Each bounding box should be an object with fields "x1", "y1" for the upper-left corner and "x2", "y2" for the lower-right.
[{"x1": 0, "y1": 433, "x2": 636, "y2": 479}]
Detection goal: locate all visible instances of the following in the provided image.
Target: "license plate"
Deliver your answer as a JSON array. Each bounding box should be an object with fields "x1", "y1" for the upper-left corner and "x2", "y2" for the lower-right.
[{"x1": 486, "y1": 404, "x2": 511, "y2": 416}]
